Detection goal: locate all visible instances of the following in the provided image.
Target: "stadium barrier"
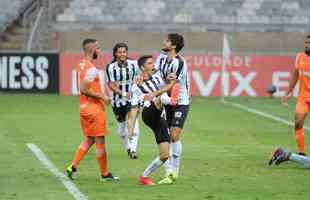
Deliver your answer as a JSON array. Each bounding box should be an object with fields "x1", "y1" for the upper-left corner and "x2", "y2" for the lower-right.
[
  {"x1": 0, "y1": 52, "x2": 59, "y2": 93},
  {"x1": 59, "y1": 52, "x2": 296, "y2": 97}
]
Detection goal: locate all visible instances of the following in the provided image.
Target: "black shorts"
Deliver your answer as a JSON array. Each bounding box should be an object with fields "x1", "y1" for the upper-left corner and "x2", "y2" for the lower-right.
[
  {"x1": 112, "y1": 104, "x2": 131, "y2": 122},
  {"x1": 164, "y1": 105, "x2": 189, "y2": 129},
  {"x1": 142, "y1": 103, "x2": 170, "y2": 144}
]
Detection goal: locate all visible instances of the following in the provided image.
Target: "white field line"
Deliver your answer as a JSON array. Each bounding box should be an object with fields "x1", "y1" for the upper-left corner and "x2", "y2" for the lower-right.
[
  {"x1": 26, "y1": 143, "x2": 88, "y2": 200},
  {"x1": 222, "y1": 99, "x2": 310, "y2": 131}
]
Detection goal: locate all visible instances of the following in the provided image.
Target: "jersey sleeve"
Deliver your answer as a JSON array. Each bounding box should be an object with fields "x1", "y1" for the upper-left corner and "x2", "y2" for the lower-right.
[
  {"x1": 84, "y1": 67, "x2": 98, "y2": 82},
  {"x1": 133, "y1": 60, "x2": 140, "y2": 78},
  {"x1": 173, "y1": 58, "x2": 185, "y2": 80},
  {"x1": 77, "y1": 62, "x2": 86, "y2": 72},
  {"x1": 131, "y1": 84, "x2": 143, "y2": 107},
  {"x1": 153, "y1": 72, "x2": 166, "y2": 87},
  {"x1": 105, "y1": 63, "x2": 115, "y2": 82},
  {"x1": 155, "y1": 50, "x2": 167, "y2": 70}
]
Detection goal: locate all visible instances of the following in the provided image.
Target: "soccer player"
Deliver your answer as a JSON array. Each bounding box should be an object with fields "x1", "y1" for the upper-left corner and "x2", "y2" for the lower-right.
[
  {"x1": 154, "y1": 33, "x2": 190, "y2": 184},
  {"x1": 66, "y1": 38, "x2": 119, "y2": 182},
  {"x1": 269, "y1": 147, "x2": 310, "y2": 168},
  {"x1": 282, "y1": 35, "x2": 310, "y2": 155},
  {"x1": 106, "y1": 43, "x2": 140, "y2": 159},
  {"x1": 127, "y1": 55, "x2": 178, "y2": 185}
]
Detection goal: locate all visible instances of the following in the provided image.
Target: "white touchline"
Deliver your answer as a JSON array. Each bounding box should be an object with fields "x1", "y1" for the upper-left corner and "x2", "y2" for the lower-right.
[
  {"x1": 222, "y1": 100, "x2": 310, "y2": 132},
  {"x1": 26, "y1": 143, "x2": 88, "y2": 200}
]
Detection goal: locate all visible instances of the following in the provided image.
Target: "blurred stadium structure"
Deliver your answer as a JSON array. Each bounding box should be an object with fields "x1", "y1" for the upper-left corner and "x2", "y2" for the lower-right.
[
  {"x1": 0, "y1": 0, "x2": 68, "y2": 50},
  {"x1": 0, "y1": 0, "x2": 309, "y2": 52},
  {"x1": 56, "y1": 0, "x2": 310, "y2": 32}
]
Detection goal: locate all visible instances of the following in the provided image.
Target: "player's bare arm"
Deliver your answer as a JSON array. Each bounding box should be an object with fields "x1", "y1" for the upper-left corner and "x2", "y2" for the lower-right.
[
  {"x1": 167, "y1": 72, "x2": 177, "y2": 81},
  {"x1": 81, "y1": 79, "x2": 106, "y2": 101},
  {"x1": 100, "y1": 93, "x2": 111, "y2": 105},
  {"x1": 281, "y1": 68, "x2": 299, "y2": 105}
]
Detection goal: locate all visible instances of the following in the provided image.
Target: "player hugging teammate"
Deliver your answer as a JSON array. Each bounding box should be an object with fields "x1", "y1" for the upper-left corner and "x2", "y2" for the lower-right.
[
  {"x1": 129, "y1": 33, "x2": 190, "y2": 185},
  {"x1": 155, "y1": 33, "x2": 190, "y2": 184}
]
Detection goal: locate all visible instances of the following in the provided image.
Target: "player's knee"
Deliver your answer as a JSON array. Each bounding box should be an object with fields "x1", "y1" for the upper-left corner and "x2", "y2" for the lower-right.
[
  {"x1": 86, "y1": 136, "x2": 95, "y2": 143},
  {"x1": 170, "y1": 127, "x2": 182, "y2": 142},
  {"x1": 295, "y1": 120, "x2": 304, "y2": 129},
  {"x1": 94, "y1": 136, "x2": 105, "y2": 144},
  {"x1": 171, "y1": 135, "x2": 178, "y2": 142},
  {"x1": 171, "y1": 132, "x2": 180, "y2": 142}
]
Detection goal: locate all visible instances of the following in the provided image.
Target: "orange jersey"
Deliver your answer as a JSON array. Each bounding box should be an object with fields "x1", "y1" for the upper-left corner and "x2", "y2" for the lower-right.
[
  {"x1": 77, "y1": 58, "x2": 104, "y2": 115},
  {"x1": 296, "y1": 52, "x2": 310, "y2": 100}
]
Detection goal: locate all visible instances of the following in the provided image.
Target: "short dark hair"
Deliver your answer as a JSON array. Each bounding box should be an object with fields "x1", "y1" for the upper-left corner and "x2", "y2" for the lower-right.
[
  {"x1": 82, "y1": 38, "x2": 97, "y2": 48},
  {"x1": 137, "y1": 55, "x2": 153, "y2": 68},
  {"x1": 168, "y1": 33, "x2": 184, "y2": 53},
  {"x1": 307, "y1": 34, "x2": 310, "y2": 39}
]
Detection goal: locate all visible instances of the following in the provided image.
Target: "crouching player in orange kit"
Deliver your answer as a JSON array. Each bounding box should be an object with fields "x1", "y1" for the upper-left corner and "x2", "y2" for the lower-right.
[
  {"x1": 282, "y1": 35, "x2": 310, "y2": 155},
  {"x1": 66, "y1": 38, "x2": 120, "y2": 182}
]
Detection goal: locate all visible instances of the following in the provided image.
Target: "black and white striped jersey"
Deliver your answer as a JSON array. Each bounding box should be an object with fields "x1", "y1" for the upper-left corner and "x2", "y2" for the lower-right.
[
  {"x1": 131, "y1": 71, "x2": 165, "y2": 107},
  {"x1": 155, "y1": 52, "x2": 190, "y2": 105},
  {"x1": 106, "y1": 59, "x2": 139, "y2": 107}
]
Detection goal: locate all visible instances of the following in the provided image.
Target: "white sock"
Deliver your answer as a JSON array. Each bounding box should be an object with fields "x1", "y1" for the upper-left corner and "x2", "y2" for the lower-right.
[
  {"x1": 117, "y1": 121, "x2": 128, "y2": 150},
  {"x1": 171, "y1": 141, "x2": 182, "y2": 171},
  {"x1": 142, "y1": 157, "x2": 164, "y2": 177},
  {"x1": 130, "y1": 120, "x2": 140, "y2": 152},
  {"x1": 164, "y1": 145, "x2": 174, "y2": 175},
  {"x1": 290, "y1": 153, "x2": 310, "y2": 168}
]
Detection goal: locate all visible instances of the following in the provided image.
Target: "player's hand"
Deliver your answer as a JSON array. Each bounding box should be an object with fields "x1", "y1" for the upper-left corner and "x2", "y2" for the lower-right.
[
  {"x1": 167, "y1": 73, "x2": 177, "y2": 81},
  {"x1": 134, "y1": 75, "x2": 143, "y2": 85},
  {"x1": 100, "y1": 94, "x2": 111, "y2": 105},
  {"x1": 122, "y1": 91, "x2": 131, "y2": 99},
  {"x1": 281, "y1": 93, "x2": 292, "y2": 106},
  {"x1": 144, "y1": 93, "x2": 155, "y2": 101}
]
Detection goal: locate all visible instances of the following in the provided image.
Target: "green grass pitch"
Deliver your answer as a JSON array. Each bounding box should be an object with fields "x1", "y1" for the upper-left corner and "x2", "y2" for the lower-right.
[{"x1": 1, "y1": 94, "x2": 310, "y2": 200}]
